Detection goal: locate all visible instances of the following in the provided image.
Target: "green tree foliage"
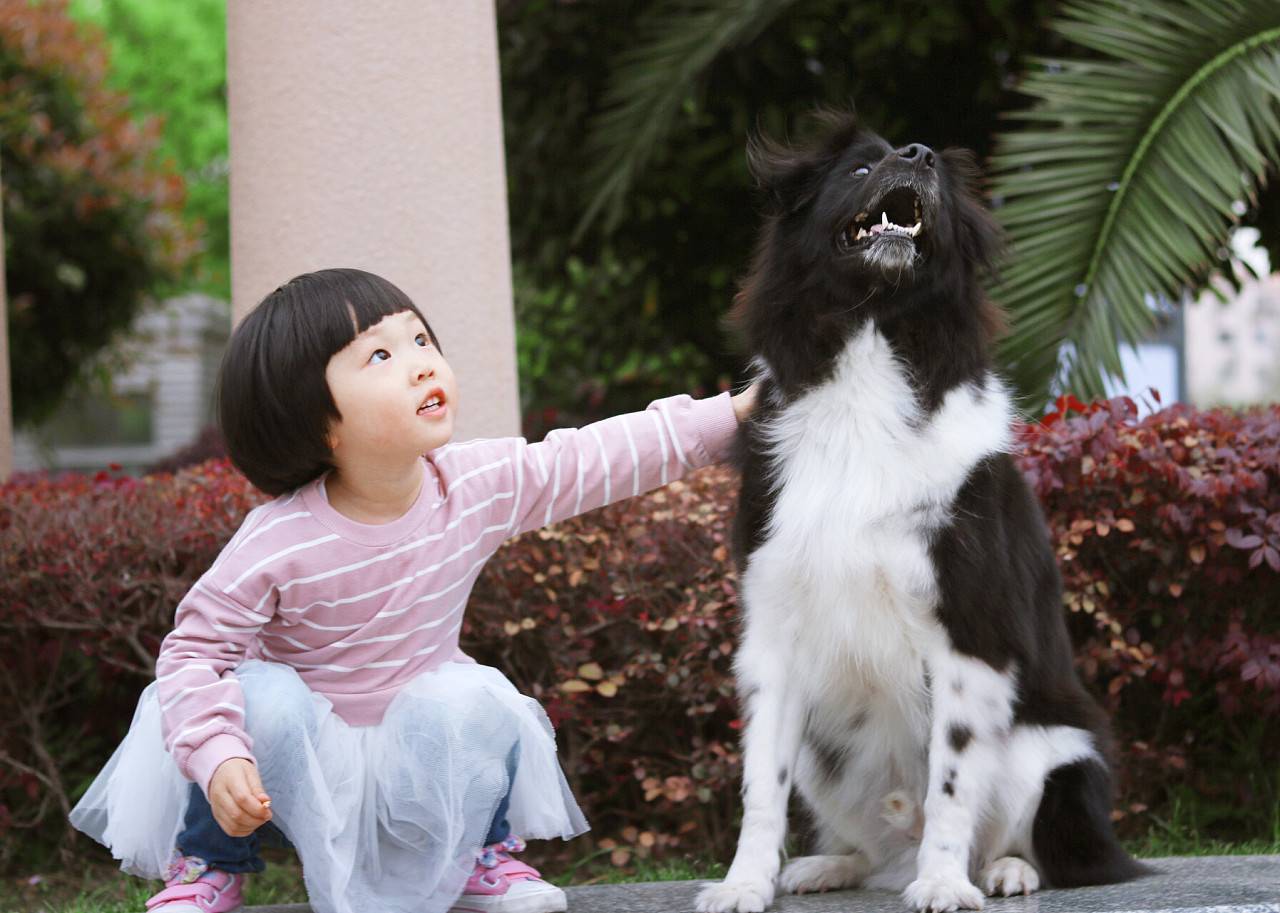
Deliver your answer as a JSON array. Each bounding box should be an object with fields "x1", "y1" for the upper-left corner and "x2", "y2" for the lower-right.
[
  {"x1": 498, "y1": 0, "x2": 1057, "y2": 427},
  {"x1": 988, "y1": 0, "x2": 1280, "y2": 409},
  {"x1": 503, "y1": 0, "x2": 1280, "y2": 422},
  {"x1": 1, "y1": 0, "x2": 194, "y2": 427},
  {"x1": 67, "y1": 0, "x2": 229, "y2": 297}
]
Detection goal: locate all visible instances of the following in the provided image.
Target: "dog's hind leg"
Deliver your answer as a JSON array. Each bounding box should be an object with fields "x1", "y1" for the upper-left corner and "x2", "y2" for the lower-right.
[
  {"x1": 981, "y1": 855, "x2": 1040, "y2": 896},
  {"x1": 696, "y1": 662, "x2": 803, "y2": 913}
]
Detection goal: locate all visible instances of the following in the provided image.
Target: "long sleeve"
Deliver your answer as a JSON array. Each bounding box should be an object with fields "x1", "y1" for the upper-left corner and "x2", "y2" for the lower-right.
[
  {"x1": 157, "y1": 596, "x2": 261, "y2": 791},
  {"x1": 155, "y1": 503, "x2": 282, "y2": 792},
  {"x1": 500, "y1": 392, "x2": 738, "y2": 537}
]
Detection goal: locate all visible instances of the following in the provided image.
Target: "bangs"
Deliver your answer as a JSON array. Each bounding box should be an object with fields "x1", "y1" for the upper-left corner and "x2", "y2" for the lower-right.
[
  {"x1": 344, "y1": 270, "x2": 423, "y2": 335},
  {"x1": 289, "y1": 268, "x2": 438, "y2": 363}
]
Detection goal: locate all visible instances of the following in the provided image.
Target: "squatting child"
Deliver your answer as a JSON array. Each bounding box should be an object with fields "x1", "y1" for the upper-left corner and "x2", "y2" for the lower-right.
[{"x1": 71, "y1": 268, "x2": 753, "y2": 913}]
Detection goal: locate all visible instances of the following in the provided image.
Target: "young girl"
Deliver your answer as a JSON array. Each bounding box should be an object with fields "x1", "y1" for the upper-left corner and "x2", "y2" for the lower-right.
[{"x1": 71, "y1": 268, "x2": 752, "y2": 913}]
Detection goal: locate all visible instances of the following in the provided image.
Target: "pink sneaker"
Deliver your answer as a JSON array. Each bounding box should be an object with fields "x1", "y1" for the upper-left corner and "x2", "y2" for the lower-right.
[
  {"x1": 144, "y1": 869, "x2": 245, "y2": 913},
  {"x1": 448, "y1": 837, "x2": 566, "y2": 913}
]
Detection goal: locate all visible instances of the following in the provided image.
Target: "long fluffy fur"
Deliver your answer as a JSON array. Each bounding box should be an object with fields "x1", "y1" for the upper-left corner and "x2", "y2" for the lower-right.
[{"x1": 697, "y1": 110, "x2": 1147, "y2": 913}]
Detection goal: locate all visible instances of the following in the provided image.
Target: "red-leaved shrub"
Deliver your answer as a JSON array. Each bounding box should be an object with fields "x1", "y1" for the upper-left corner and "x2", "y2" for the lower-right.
[
  {"x1": 1, "y1": 397, "x2": 1278, "y2": 873},
  {"x1": 1019, "y1": 396, "x2": 1280, "y2": 832},
  {"x1": 0, "y1": 461, "x2": 266, "y2": 869}
]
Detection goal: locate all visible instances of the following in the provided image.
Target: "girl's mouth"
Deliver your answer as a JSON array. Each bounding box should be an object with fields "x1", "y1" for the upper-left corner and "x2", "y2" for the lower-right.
[{"x1": 418, "y1": 392, "x2": 445, "y2": 415}]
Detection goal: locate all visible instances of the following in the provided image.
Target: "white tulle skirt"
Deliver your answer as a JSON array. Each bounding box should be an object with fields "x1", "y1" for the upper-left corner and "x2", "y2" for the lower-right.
[{"x1": 70, "y1": 661, "x2": 588, "y2": 913}]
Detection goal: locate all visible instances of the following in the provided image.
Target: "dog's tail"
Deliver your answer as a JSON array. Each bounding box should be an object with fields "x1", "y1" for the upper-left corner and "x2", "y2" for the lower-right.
[{"x1": 1032, "y1": 758, "x2": 1152, "y2": 888}]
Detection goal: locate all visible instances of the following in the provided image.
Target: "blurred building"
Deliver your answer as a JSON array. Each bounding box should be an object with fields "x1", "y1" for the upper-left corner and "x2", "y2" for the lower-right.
[
  {"x1": 1184, "y1": 229, "x2": 1280, "y2": 407},
  {"x1": 11, "y1": 295, "x2": 229, "y2": 476},
  {"x1": 1099, "y1": 228, "x2": 1276, "y2": 413}
]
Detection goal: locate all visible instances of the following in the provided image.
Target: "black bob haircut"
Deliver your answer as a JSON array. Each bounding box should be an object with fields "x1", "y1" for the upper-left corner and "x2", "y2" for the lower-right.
[{"x1": 217, "y1": 268, "x2": 440, "y2": 496}]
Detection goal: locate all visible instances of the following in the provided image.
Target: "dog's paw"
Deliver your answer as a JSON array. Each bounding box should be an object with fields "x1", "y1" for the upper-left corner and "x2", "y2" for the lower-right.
[
  {"x1": 696, "y1": 878, "x2": 775, "y2": 913},
  {"x1": 903, "y1": 873, "x2": 985, "y2": 912},
  {"x1": 780, "y1": 854, "x2": 868, "y2": 894},
  {"x1": 981, "y1": 856, "x2": 1040, "y2": 896}
]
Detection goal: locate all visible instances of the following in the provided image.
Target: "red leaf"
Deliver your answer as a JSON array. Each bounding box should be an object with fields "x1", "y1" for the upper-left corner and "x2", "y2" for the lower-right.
[{"x1": 1225, "y1": 528, "x2": 1264, "y2": 550}]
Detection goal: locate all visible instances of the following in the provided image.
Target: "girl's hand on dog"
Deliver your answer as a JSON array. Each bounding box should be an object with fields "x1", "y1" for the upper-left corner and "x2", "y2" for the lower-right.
[
  {"x1": 731, "y1": 384, "x2": 759, "y2": 423},
  {"x1": 208, "y1": 758, "x2": 273, "y2": 837}
]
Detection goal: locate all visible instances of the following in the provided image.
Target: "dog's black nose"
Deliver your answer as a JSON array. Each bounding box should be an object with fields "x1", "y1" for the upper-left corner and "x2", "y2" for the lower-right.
[{"x1": 897, "y1": 144, "x2": 936, "y2": 169}]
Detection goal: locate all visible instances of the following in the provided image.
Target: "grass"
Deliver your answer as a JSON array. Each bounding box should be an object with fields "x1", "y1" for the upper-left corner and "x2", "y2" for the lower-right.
[
  {"x1": 1125, "y1": 790, "x2": 1280, "y2": 860},
  {"x1": 2, "y1": 849, "x2": 306, "y2": 913}
]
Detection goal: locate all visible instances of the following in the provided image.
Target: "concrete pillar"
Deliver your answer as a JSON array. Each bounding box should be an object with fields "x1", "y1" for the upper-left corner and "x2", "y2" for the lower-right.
[{"x1": 226, "y1": 1, "x2": 519, "y2": 442}]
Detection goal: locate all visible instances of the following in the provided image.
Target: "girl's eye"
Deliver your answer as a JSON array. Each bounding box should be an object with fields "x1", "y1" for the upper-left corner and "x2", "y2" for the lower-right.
[
  {"x1": 853, "y1": 166, "x2": 871, "y2": 177},
  {"x1": 415, "y1": 333, "x2": 430, "y2": 348},
  {"x1": 369, "y1": 349, "x2": 390, "y2": 364}
]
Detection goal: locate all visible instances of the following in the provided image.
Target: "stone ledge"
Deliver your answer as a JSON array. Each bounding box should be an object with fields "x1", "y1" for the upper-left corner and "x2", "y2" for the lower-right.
[{"x1": 243, "y1": 853, "x2": 1280, "y2": 913}]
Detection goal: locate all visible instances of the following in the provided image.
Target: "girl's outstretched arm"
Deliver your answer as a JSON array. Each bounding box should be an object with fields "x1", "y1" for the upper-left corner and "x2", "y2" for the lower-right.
[{"x1": 496, "y1": 390, "x2": 742, "y2": 537}]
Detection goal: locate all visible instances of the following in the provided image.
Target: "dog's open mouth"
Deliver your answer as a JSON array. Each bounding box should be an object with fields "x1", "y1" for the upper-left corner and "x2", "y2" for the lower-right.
[{"x1": 840, "y1": 187, "x2": 923, "y2": 250}]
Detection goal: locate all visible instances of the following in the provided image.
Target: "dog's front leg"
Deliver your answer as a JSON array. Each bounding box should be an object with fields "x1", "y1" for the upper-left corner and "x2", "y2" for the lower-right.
[
  {"x1": 696, "y1": 656, "x2": 800, "y2": 913},
  {"x1": 904, "y1": 651, "x2": 1014, "y2": 912}
]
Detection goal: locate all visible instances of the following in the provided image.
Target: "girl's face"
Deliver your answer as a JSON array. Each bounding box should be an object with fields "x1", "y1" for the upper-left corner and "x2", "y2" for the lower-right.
[{"x1": 324, "y1": 309, "x2": 457, "y2": 473}]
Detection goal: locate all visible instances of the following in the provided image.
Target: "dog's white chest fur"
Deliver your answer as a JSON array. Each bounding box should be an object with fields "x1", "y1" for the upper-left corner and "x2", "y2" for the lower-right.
[{"x1": 744, "y1": 325, "x2": 1011, "y2": 676}]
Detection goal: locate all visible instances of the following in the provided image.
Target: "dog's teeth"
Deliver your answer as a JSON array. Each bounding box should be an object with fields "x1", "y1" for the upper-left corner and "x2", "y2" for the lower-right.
[{"x1": 881, "y1": 212, "x2": 889, "y2": 227}]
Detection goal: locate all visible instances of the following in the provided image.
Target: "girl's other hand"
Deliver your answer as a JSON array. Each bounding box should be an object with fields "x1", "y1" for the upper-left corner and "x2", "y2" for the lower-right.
[{"x1": 208, "y1": 757, "x2": 273, "y2": 837}]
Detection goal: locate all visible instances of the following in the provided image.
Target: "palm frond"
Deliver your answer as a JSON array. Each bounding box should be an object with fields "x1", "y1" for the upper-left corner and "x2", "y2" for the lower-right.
[
  {"x1": 989, "y1": 0, "x2": 1280, "y2": 411},
  {"x1": 574, "y1": 0, "x2": 799, "y2": 241}
]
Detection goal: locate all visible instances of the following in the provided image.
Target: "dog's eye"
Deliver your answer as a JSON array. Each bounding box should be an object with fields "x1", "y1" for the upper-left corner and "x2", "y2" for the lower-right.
[{"x1": 852, "y1": 166, "x2": 871, "y2": 177}]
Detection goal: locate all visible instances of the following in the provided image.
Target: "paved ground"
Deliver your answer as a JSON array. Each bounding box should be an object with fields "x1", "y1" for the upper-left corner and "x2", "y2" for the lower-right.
[{"x1": 243, "y1": 854, "x2": 1280, "y2": 912}]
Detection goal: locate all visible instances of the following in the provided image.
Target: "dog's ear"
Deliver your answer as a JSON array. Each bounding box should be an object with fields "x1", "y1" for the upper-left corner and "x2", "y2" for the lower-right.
[
  {"x1": 746, "y1": 132, "x2": 826, "y2": 218},
  {"x1": 940, "y1": 147, "x2": 1008, "y2": 339},
  {"x1": 940, "y1": 148, "x2": 1003, "y2": 277},
  {"x1": 747, "y1": 107, "x2": 865, "y2": 219}
]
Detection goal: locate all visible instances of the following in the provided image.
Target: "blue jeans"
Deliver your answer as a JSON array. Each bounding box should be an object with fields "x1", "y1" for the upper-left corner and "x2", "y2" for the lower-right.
[{"x1": 178, "y1": 766, "x2": 515, "y2": 873}]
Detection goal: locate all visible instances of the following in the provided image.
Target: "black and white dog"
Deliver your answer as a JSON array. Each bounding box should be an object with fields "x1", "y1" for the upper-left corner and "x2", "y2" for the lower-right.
[{"x1": 697, "y1": 111, "x2": 1147, "y2": 913}]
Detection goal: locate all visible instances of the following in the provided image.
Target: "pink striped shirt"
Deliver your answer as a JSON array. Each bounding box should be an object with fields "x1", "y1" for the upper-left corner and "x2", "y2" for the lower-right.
[{"x1": 155, "y1": 393, "x2": 739, "y2": 793}]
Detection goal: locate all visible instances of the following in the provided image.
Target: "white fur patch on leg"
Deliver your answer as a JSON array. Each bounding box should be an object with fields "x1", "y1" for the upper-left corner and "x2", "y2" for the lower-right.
[
  {"x1": 982, "y1": 856, "x2": 1040, "y2": 896},
  {"x1": 697, "y1": 638, "x2": 802, "y2": 913},
  {"x1": 911, "y1": 652, "x2": 1014, "y2": 911},
  {"x1": 780, "y1": 854, "x2": 870, "y2": 895}
]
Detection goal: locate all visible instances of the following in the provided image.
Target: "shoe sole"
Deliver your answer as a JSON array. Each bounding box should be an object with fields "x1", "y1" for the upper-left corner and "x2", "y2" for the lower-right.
[{"x1": 449, "y1": 885, "x2": 566, "y2": 913}]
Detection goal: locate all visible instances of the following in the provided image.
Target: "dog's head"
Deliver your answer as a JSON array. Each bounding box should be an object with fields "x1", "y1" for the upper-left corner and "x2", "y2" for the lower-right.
[
  {"x1": 735, "y1": 109, "x2": 1004, "y2": 401},
  {"x1": 745, "y1": 109, "x2": 999, "y2": 292}
]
